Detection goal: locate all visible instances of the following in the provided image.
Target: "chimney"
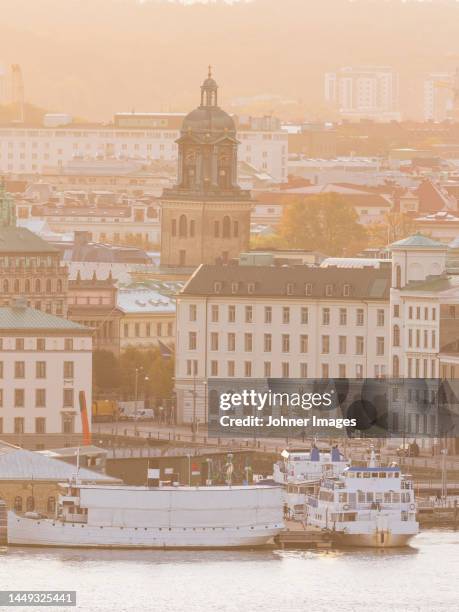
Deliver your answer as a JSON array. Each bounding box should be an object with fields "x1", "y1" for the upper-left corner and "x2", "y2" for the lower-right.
[{"x1": 74, "y1": 231, "x2": 91, "y2": 247}]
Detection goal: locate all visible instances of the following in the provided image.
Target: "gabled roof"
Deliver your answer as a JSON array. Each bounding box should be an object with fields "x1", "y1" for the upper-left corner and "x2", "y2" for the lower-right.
[
  {"x1": 0, "y1": 306, "x2": 90, "y2": 332},
  {"x1": 0, "y1": 441, "x2": 120, "y2": 482},
  {"x1": 390, "y1": 233, "x2": 447, "y2": 250}
]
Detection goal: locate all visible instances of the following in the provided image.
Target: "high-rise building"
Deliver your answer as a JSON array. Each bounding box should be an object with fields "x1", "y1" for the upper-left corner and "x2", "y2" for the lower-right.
[
  {"x1": 424, "y1": 72, "x2": 456, "y2": 122},
  {"x1": 325, "y1": 66, "x2": 399, "y2": 121},
  {"x1": 159, "y1": 70, "x2": 252, "y2": 268}
]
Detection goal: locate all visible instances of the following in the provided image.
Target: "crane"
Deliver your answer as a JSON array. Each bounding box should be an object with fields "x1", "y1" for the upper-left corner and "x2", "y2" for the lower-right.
[
  {"x1": 434, "y1": 66, "x2": 459, "y2": 121},
  {"x1": 11, "y1": 64, "x2": 24, "y2": 123}
]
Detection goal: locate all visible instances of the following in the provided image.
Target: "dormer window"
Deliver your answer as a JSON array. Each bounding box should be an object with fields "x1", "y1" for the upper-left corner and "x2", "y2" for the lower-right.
[
  {"x1": 325, "y1": 284, "x2": 333, "y2": 297},
  {"x1": 305, "y1": 283, "x2": 312, "y2": 296},
  {"x1": 231, "y1": 282, "x2": 238, "y2": 294},
  {"x1": 214, "y1": 281, "x2": 223, "y2": 293},
  {"x1": 247, "y1": 282, "x2": 255, "y2": 294},
  {"x1": 343, "y1": 284, "x2": 351, "y2": 297},
  {"x1": 286, "y1": 283, "x2": 294, "y2": 295}
]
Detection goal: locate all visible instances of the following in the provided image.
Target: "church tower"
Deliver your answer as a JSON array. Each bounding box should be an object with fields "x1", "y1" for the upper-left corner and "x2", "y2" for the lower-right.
[{"x1": 160, "y1": 69, "x2": 252, "y2": 267}]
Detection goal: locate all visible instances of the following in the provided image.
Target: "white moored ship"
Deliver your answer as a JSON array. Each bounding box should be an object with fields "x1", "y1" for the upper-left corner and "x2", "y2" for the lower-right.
[
  {"x1": 305, "y1": 451, "x2": 419, "y2": 547},
  {"x1": 273, "y1": 445, "x2": 348, "y2": 485},
  {"x1": 273, "y1": 446, "x2": 348, "y2": 520},
  {"x1": 7, "y1": 481, "x2": 284, "y2": 549}
]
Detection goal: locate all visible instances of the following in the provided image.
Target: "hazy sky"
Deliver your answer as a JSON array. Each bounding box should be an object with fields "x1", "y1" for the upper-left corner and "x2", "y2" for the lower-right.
[{"x1": 1, "y1": 0, "x2": 459, "y2": 121}]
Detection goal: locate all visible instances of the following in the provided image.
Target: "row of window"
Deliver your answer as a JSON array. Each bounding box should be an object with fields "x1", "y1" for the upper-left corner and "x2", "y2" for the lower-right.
[
  {"x1": 123, "y1": 321, "x2": 173, "y2": 338},
  {"x1": 0, "y1": 388, "x2": 75, "y2": 408},
  {"x1": 172, "y1": 216, "x2": 239, "y2": 240},
  {"x1": 189, "y1": 304, "x2": 380, "y2": 326},
  {"x1": 185, "y1": 359, "x2": 385, "y2": 379},
  {"x1": 0, "y1": 299, "x2": 64, "y2": 316},
  {"x1": 13, "y1": 495, "x2": 56, "y2": 514},
  {"x1": 188, "y1": 332, "x2": 384, "y2": 355},
  {"x1": 0, "y1": 361, "x2": 74, "y2": 379},
  {"x1": 406, "y1": 305, "x2": 437, "y2": 321},
  {"x1": 0, "y1": 415, "x2": 75, "y2": 434},
  {"x1": 1, "y1": 278, "x2": 64, "y2": 294},
  {"x1": 211, "y1": 283, "x2": 358, "y2": 297},
  {"x1": 0, "y1": 338, "x2": 74, "y2": 351}
]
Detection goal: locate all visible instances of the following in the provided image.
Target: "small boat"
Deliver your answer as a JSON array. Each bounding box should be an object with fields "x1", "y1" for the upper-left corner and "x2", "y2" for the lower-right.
[
  {"x1": 7, "y1": 480, "x2": 284, "y2": 549},
  {"x1": 305, "y1": 450, "x2": 419, "y2": 547}
]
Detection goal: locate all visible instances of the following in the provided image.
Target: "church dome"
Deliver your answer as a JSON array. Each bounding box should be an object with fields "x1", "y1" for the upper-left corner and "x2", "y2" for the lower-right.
[
  {"x1": 182, "y1": 106, "x2": 235, "y2": 135},
  {"x1": 181, "y1": 68, "x2": 236, "y2": 136}
]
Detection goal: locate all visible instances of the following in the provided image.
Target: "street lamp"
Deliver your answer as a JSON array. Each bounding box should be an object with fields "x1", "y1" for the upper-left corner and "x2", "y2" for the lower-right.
[{"x1": 134, "y1": 367, "x2": 148, "y2": 437}]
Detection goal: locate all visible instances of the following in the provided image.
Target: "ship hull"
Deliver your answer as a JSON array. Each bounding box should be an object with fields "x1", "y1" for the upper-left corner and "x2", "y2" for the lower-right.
[
  {"x1": 331, "y1": 531, "x2": 416, "y2": 548},
  {"x1": 7, "y1": 514, "x2": 281, "y2": 549}
]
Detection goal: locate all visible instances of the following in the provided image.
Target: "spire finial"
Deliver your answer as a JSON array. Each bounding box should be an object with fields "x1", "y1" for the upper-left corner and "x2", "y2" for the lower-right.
[{"x1": 208, "y1": 64, "x2": 212, "y2": 78}]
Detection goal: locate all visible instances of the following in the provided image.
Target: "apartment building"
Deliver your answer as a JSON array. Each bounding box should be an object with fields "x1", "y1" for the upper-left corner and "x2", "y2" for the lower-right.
[
  {"x1": 175, "y1": 265, "x2": 391, "y2": 423},
  {"x1": 325, "y1": 66, "x2": 399, "y2": 121},
  {"x1": 0, "y1": 186, "x2": 68, "y2": 317},
  {"x1": 0, "y1": 111, "x2": 288, "y2": 183},
  {"x1": 0, "y1": 301, "x2": 92, "y2": 443},
  {"x1": 175, "y1": 234, "x2": 459, "y2": 425}
]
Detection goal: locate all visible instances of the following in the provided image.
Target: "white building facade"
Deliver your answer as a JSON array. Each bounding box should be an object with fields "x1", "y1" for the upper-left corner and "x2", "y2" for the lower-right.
[
  {"x1": 175, "y1": 265, "x2": 391, "y2": 423},
  {"x1": 0, "y1": 113, "x2": 288, "y2": 183},
  {"x1": 0, "y1": 303, "x2": 92, "y2": 441},
  {"x1": 325, "y1": 67, "x2": 400, "y2": 121}
]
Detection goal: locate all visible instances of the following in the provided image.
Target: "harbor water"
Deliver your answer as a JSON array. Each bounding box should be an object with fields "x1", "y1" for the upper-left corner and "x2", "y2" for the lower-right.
[{"x1": 0, "y1": 531, "x2": 457, "y2": 612}]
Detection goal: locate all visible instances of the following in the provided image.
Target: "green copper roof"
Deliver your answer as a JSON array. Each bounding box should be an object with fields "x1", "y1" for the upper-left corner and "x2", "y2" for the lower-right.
[
  {"x1": 0, "y1": 226, "x2": 57, "y2": 253},
  {"x1": 390, "y1": 233, "x2": 447, "y2": 250},
  {"x1": 0, "y1": 306, "x2": 90, "y2": 331}
]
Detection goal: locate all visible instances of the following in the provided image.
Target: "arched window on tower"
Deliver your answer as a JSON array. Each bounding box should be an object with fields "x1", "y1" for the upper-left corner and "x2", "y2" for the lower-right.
[
  {"x1": 395, "y1": 265, "x2": 402, "y2": 289},
  {"x1": 214, "y1": 221, "x2": 220, "y2": 238},
  {"x1": 233, "y1": 220, "x2": 239, "y2": 238},
  {"x1": 35, "y1": 279, "x2": 41, "y2": 293},
  {"x1": 172, "y1": 219, "x2": 177, "y2": 237},
  {"x1": 3, "y1": 279, "x2": 8, "y2": 293},
  {"x1": 46, "y1": 279, "x2": 52, "y2": 293},
  {"x1": 393, "y1": 355, "x2": 400, "y2": 377},
  {"x1": 25, "y1": 279, "x2": 30, "y2": 292},
  {"x1": 14, "y1": 279, "x2": 19, "y2": 293},
  {"x1": 393, "y1": 325, "x2": 400, "y2": 347},
  {"x1": 189, "y1": 220, "x2": 195, "y2": 238},
  {"x1": 222, "y1": 216, "x2": 231, "y2": 238},
  {"x1": 57, "y1": 279, "x2": 62, "y2": 293},
  {"x1": 179, "y1": 215, "x2": 187, "y2": 238}
]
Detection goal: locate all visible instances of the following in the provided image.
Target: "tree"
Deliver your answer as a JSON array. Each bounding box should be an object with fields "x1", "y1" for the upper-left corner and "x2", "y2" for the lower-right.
[
  {"x1": 117, "y1": 347, "x2": 174, "y2": 402},
  {"x1": 277, "y1": 193, "x2": 368, "y2": 256},
  {"x1": 92, "y1": 350, "x2": 121, "y2": 396},
  {"x1": 367, "y1": 212, "x2": 416, "y2": 247}
]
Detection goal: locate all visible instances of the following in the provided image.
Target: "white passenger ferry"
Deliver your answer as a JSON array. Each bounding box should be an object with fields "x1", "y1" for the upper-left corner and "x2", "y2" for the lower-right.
[
  {"x1": 7, "y1": 481, "x2": 284, "y2": 549},
  {"x1": 273, "y1": 446, "x2": 348, "y2": 485},
  {"x1": 273, "y1": 446, "x2": 348, "y2": 520},
  {"x1": 305, "y1": 451, "x2": 419, "y2": 547}
]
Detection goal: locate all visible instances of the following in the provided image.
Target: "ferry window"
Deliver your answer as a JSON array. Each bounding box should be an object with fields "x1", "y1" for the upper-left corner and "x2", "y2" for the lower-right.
[
  {"x1": 339, "y1": 493, "x2": 347, "y2": 503},
  {"x1": 366, "y1": 492, "x2": 374, "y2": 502},
  {"x1": 384, "y1": 493, "x2": 391, "y2": 503},
  {"x1": 394, "y1": 472, "x2": 399, "y2": 478},
  {"x1": 375, "y1": 493, "x2": 383, "y2": 503},
  {"x1": 363, "y1": 472, "x2": 370, "y2": 478},
  {"x1": 387, "y1": 472, "x2": 393, "y2": 478},
  {"x1": 393, "y1": 493, "x2": 400, "y2": 503},
  {"x1": 356, "y1": 472, "x2": 362, "y2": 478},
  {"x1": 47, "y1": 497, "x2": 56, "y2": 513},
  {"x1": 372, "y1": 472, "x2": 378, "y2": 478},
  {"x1": 358, "y1": 492, "x2": 365, "y2": 503},
  {"x1": 380, "y1": 472, "x2": 386, "y2": 478},
  {"x1": 26, "y1": 496, "x2": 35, "y2": 512}
]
